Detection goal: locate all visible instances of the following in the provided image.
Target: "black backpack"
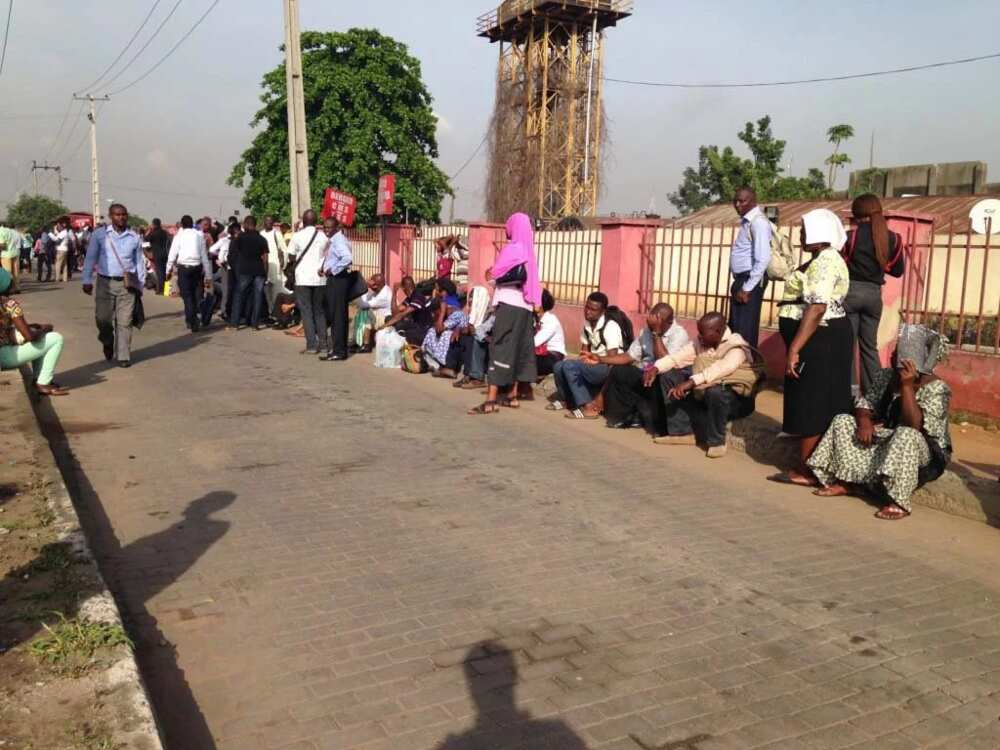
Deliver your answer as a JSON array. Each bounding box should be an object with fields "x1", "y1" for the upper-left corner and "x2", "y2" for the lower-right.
[{"x1": 597, "y1": 305, "x2": 635, "y2": 351}]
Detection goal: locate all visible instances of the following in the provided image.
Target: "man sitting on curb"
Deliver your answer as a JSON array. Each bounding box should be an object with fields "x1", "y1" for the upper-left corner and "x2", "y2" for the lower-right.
[
  {"x1": 603, "y1": 302, "x2": 690, "y2": 434},
  {"x1": 549, "y1": 292, "x2": 623, "y2": 420},
  {"x1": 646, "y1": 312, "x2": 759, "y2": 458}
]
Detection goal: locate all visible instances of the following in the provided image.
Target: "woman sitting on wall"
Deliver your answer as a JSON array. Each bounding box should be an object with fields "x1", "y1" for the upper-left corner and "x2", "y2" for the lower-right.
[
  {"x1": 0, "y1": 268, "x2": 68, "y2": 396},
  {"x1": 806, "y1": 324, "x2": 952, "y2": 520}
]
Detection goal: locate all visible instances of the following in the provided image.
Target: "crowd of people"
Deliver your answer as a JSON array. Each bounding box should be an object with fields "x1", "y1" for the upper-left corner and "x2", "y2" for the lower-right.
[{"x1": 0, "y1": 189, "x2": 954, "y2": 521}]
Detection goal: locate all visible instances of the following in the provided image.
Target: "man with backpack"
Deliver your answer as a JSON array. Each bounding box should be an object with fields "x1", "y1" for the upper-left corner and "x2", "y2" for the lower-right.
[
  {"x1": 729, "y1": 187, "x2": 772, "y2": 347},
  {"x1": 548, "y1": 291, "x2": 631, "y2": 420}
]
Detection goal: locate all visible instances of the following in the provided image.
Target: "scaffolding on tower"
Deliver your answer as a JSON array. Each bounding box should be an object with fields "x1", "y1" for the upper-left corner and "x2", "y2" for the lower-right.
[{"x1": 478, "y1": 0, "x2": 633, "y2": 224}]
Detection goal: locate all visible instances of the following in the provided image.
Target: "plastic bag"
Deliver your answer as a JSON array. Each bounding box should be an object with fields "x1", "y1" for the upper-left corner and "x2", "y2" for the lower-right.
[{"x1": 374, "y1": 327, "x2": 405, "y2": 369}]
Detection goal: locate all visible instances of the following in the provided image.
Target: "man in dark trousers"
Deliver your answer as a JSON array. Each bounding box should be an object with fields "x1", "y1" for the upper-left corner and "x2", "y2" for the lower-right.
[
  {"x1": 319, "y1": 216, "x2": 353, "y2": 361},
  {"x1": 226, "y1": 215, "x2": 270, "y2": 330},
  {"x1": 728, "y1": 187, "x2": 772, "y2": 348},
  {"x1": 146, "y1": 218, "x2": 171, "y2": 294},
  {"x1": 165, "y1": 215, "x2": 213, "y2": 333}
]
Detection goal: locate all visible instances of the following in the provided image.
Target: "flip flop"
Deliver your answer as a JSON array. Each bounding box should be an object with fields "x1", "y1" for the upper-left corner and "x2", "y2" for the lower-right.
[
  {"x1": 565, "y1": 409, "x2": 599, "y2": 420},
  {"x1": 875, "y1": 505, "x2": 910, "y2": 520},
  {"x1": 545, "y1": 401, "x2": 565, "y2": 411},
  {"x1": 498, "y1": 397, "x2": 520, "y2": 409},
  {"x1": 767, "y1": 473, "x2": 819, "y2": 488},
  {"x1": 468, "y1": 401, "x2": 500, "y2": 415}
]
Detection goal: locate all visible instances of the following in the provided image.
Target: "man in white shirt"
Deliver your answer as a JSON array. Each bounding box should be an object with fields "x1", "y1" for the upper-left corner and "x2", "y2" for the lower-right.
[
  {"x1": 50, "y1": 221, "x2": 74, "y2": 283},
  {"x1": 285, "y1": 209, "x2": 330, "y2": 354},
  {"x1": 550, "y1": 291, "x2": 624, "y2": 419},
  {"x1": 260, "y1": 215, "x2": 287, "y2": 314},
  {"x1": 534, "y1": 288, "x2": 566, "y2": 376},
  {"x1": 352, "y1": 273, "x2": 391, "y2": 352},
  {"x1": 165, "y1": 215, "x2": 213, "y2": 332},
  {"x1": 729, "y1": 187, "x2": 772, "y2": 347},
  {"x1": 600, "y1": 303, "x2": 692, "y2": 434}
]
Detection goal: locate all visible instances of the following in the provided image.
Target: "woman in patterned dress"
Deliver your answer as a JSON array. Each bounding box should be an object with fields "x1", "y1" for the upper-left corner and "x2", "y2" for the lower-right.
[
  {"x1": 771, "y1": 209, "x2": 855, "y2": 486},
  {"x1": 0, "y1": 268, "x2": 68, "y2": 396},
  {"x1": 806, "y1": 326, "x2": 952, "y2": 520}
]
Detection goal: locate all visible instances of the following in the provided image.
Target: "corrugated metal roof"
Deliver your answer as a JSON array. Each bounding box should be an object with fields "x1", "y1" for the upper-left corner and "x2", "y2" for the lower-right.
[{"x1": 674, "y1": 195, "x2": 1000, "y2": 228}]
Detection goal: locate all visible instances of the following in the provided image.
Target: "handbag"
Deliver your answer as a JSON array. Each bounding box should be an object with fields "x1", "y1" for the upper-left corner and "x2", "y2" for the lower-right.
[
  {"x1": 347, "y1": 270, "x2": 368, "y2": 300},
  {"x1": 105, "y1": 232, "x2": 143, "y2": 293},
  {"x1": 494, "y1": 263, "x2": 527, "y2": 288},
  {"x1": 132, "y1": 294, "x2": 146, "y2": 330},
  {"x1": 284, "y1": 228, "x2": 320, "y2": 292},
  {"x1": 401, "y1": 343, "x2": 428, "y2": 374}
]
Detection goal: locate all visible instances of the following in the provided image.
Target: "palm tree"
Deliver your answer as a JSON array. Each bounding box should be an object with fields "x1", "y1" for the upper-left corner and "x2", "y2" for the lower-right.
[{"x1": 826, "y1": 124, "x2": 855, "y2": 190}]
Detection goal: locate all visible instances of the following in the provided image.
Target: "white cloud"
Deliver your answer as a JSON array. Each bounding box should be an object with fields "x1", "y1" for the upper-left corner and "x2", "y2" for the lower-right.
[
  {"x1": 434, "y1": 112, "x2": 453, "y2": 136},
  {"x1": 146, "y1": 148, "x2": 169, "y2": 172}
]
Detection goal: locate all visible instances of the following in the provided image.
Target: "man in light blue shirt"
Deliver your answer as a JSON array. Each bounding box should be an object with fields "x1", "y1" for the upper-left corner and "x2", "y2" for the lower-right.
[
  {"x1": 320, "y1": 216, "x2": 354, "y2": 361},
  {"x1": 728, "y1": 187, "x2": 772, "y2": 347},
  {"x1": 83, "y1": 203, "x2": 145, "y2": 367}
]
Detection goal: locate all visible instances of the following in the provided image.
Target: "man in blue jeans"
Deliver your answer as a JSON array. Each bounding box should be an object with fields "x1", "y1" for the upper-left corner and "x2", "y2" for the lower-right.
[
  {"x1": 728, "y1": 187, "x2": 772, "y2": 348},
  {"x1": 549, "y1": 292, "x2": 624, "y2": 419},
  {"x1": 226, "y1": 215, "x2": 269, "y2": 330}
]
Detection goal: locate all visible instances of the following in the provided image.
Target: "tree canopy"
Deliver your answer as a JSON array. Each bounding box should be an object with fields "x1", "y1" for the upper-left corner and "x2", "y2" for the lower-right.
[
  {"x1": 228, "y1": 28, "x2": 451, "y2": 226},
  {"x1": 668, "y1": 116, "x2": 833, "y2": 216},
  {"x1": 4, "y1": 194, "x2": 69, "y2": 231}
]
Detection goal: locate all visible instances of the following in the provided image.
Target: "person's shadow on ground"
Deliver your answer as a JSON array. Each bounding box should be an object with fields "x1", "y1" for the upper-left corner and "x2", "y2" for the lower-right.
[{"x1": 434, "y1": 641, "x2": 589, "y2": 750}]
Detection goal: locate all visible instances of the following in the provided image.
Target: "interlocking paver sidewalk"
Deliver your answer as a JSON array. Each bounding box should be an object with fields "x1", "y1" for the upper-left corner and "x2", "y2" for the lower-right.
[{"x1": 25, "y1": 282, "x2": 1000, "y2": 750}]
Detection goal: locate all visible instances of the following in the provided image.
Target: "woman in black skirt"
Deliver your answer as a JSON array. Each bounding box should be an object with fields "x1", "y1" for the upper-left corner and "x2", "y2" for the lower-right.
[{"x1": 772, "y1": 208, "x2": 854, "y2": 486}]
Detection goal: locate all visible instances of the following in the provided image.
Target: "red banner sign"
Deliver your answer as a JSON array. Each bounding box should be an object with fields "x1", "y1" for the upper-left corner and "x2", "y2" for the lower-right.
[
  {"x1": 377, "y1": 174, "x2": 396, "y2": 217},
  {"x1": 321, "y1": 188, "x2": 357, "y2": 227}
]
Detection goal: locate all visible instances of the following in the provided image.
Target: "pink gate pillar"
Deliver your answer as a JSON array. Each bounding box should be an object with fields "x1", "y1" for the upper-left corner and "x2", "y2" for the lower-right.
[
  {"x1": 598, "y1": 218, "x2": 663, "y2": 331},
  {"x1": 878, "y1": 211, "x2": 936, "y2": 363},
  {"x1": 467, "y1": 222, "x2": 506, "y2": 288},
  {"x1": 383, "y1": 224, "x2": 415, "y2": 286}
]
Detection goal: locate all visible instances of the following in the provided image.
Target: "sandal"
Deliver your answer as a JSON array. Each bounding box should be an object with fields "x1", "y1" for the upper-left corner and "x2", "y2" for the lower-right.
[
  {"x1": 468, "y1": 401, "x2": 500, "y2": 415},
  {"x1": 565, "y1": 409, "x2": 599, "y2": 420},
  {"x1": 452, "y1": 377, "x2": 471, "y2": 389},
  {"x1": 35, "y1": 384, "x2": 69, "y2": 397},
  {"x1": 498, "y1": 396, "x2": 520, "y2": 409},
  {"x1": 460, "y1": 379, "x2": 486, "y2": 390},
  {"x1": 767, "y1": 472, "x2": 819, "y2": 488},
  {"x1": 875, "y1": 505, "x2": 910, "y2": 520},
  {"x1": 545, "y1": 400, "x2": 565, "y2": 411},
  {"x1": 813, "y1": 485, "x2": 849, "y2": 497}
]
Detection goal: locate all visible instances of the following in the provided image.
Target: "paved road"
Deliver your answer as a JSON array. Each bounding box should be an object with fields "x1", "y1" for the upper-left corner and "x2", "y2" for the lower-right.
[{"x1": 25, "y1": 281, "x2": 1000, "y2": 750}]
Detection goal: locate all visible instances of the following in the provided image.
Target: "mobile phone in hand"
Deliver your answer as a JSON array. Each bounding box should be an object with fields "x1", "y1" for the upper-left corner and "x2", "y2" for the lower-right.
[{"x1": 794, "y1": 361, "x2": 806, "y2": 376}]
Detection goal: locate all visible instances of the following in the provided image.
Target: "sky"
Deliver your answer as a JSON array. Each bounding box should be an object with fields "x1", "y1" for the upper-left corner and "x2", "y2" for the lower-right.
[{"x1": 2, "y1": 0, "x2": 999, "y2": 223}]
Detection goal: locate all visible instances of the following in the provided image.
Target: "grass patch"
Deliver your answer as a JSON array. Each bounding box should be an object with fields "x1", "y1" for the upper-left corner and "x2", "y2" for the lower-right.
[
  {"x1": 30, "y1": 614, "x2": 132, "y2": 676},
  {"x1": 31, "y1": 542, "x2": 76, "y2": 573},
  {"x1": 68, "y1": 721, "x2": 124, "y2": 750}
]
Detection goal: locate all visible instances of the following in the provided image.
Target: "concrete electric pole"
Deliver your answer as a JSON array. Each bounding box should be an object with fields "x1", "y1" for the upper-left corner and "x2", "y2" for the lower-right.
[
  {"x1": 74, "y1": 94, "x2": 110, "y2": 222},
  {"x1": 30, "y1": 161, "x2": 64, "y2": 202},
  {"x1": 283, "y1": 0, "x2": 311, "y2": 223}
]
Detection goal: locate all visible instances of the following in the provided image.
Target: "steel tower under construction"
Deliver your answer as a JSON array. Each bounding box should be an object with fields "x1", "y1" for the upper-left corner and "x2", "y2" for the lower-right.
[{"x1": 478, "y1": 0, "x2": 633, "y2": 223}]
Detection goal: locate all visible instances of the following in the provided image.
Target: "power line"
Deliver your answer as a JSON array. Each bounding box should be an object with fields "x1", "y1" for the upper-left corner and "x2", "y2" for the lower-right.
[
  {"x1": 96, "y1": 0, "x2": 186, "y2": 92},
  {"x1": 76, "y1": 0, "x2": 165, "y2": 94},
  {"x1": 449, "y1": 132, "x2": 489, "y2": 181},
  {"x1": 46, "y1": 99, "x2": 88, "y2": 165},
  {"x1": 107, "y1": 0, "x2": 221, "y2": 96},
  {"x1": 604, "y1": 50, "x2": 1000, "y2": 89},
  {"x1": 0, "y1": 0, "x2": 13, "y2": 78},
  {"x1": 63, "y1": 177, "x2": 240, "y2": 201}
]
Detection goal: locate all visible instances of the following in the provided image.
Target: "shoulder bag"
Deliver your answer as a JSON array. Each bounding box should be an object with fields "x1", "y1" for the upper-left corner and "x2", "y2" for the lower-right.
[
  {"x1": 105, "y1": 232, "x2": 143, "y2": 294},
  {"x1": 284, "y1": 228, "x2": 320, "y2": 292}
]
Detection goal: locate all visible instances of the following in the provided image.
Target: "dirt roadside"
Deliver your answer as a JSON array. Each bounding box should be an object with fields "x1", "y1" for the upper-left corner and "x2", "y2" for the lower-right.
[{"x1": 0, "y1": 374, "x2": 161, "y2": 750}]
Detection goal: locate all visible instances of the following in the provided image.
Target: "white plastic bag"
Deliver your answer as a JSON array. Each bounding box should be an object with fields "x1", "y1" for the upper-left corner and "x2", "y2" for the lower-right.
[{"x1": 374, "y1": 327, "x2": 405, "y2": 369}]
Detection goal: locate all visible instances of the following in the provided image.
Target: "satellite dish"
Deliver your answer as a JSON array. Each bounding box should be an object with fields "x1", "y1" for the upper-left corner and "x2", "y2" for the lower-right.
[{"x1": 969, "y1": 199, "x2": 1000, "y2": 235}]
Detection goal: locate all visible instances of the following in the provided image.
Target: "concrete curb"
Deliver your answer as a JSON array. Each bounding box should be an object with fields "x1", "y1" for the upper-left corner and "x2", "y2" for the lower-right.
[
  {"x1": 729, "y1": 412, "x2": 1000, "y2": 526},
  {"x1": 19, "y1": 369, "x2": 165, "y2": 750}
]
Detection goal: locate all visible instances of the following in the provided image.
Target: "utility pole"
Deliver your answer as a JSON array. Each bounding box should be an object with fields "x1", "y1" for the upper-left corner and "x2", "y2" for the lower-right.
[
  {"x1": 74, "y1": 94, "x2": 110, "y2": 222},
  {"x1": 283, "y1": 0, "x2": 311, "y2": 222},
  {"x1": 30, "y1": 161, "x2": 64, "y2": 202}
]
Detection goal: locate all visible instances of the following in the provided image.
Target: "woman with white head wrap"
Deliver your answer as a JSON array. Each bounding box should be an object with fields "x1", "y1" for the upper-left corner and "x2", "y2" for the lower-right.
[{"x1": 769, "y1": 208, "x2": 854, "y2": 487}]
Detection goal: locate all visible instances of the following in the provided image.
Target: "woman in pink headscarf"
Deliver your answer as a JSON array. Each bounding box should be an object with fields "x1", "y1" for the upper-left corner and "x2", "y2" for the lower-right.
[{"x1": 469, "y1": 212, "x2": 542, "y2": 414}]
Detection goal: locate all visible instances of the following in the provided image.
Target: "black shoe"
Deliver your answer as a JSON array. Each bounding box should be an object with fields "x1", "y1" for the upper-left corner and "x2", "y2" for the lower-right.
[
  {"x1": 359, "y1": 345, "x2": 373, "y2": 354},
  {"x1": 103, "y1": 344, "x2": 114, "y2": 361},
  {"x1": 328, "y1": 354, "x2": 346, "y2": 362},
  {"x1": 118, "y1": 360, "x2": 131, "y2": 369}
]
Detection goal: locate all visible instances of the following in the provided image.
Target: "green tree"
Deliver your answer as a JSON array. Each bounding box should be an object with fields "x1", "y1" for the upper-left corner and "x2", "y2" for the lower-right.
[
  {"x1": 849, "y1": 167, "x2": 887, "y2": 198},
  {"x1": 228, "y1": 28, "x2": 451, "y2": 225},
  {"x1": 669, "y1": 116, "x2": 830, "y2": 215},
  {"x1": 4, "y1": 194, "x2": 69, "y2": 231},
  {"x1": 825, "y1": 123, "x2": 855, "y2": 189}
]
